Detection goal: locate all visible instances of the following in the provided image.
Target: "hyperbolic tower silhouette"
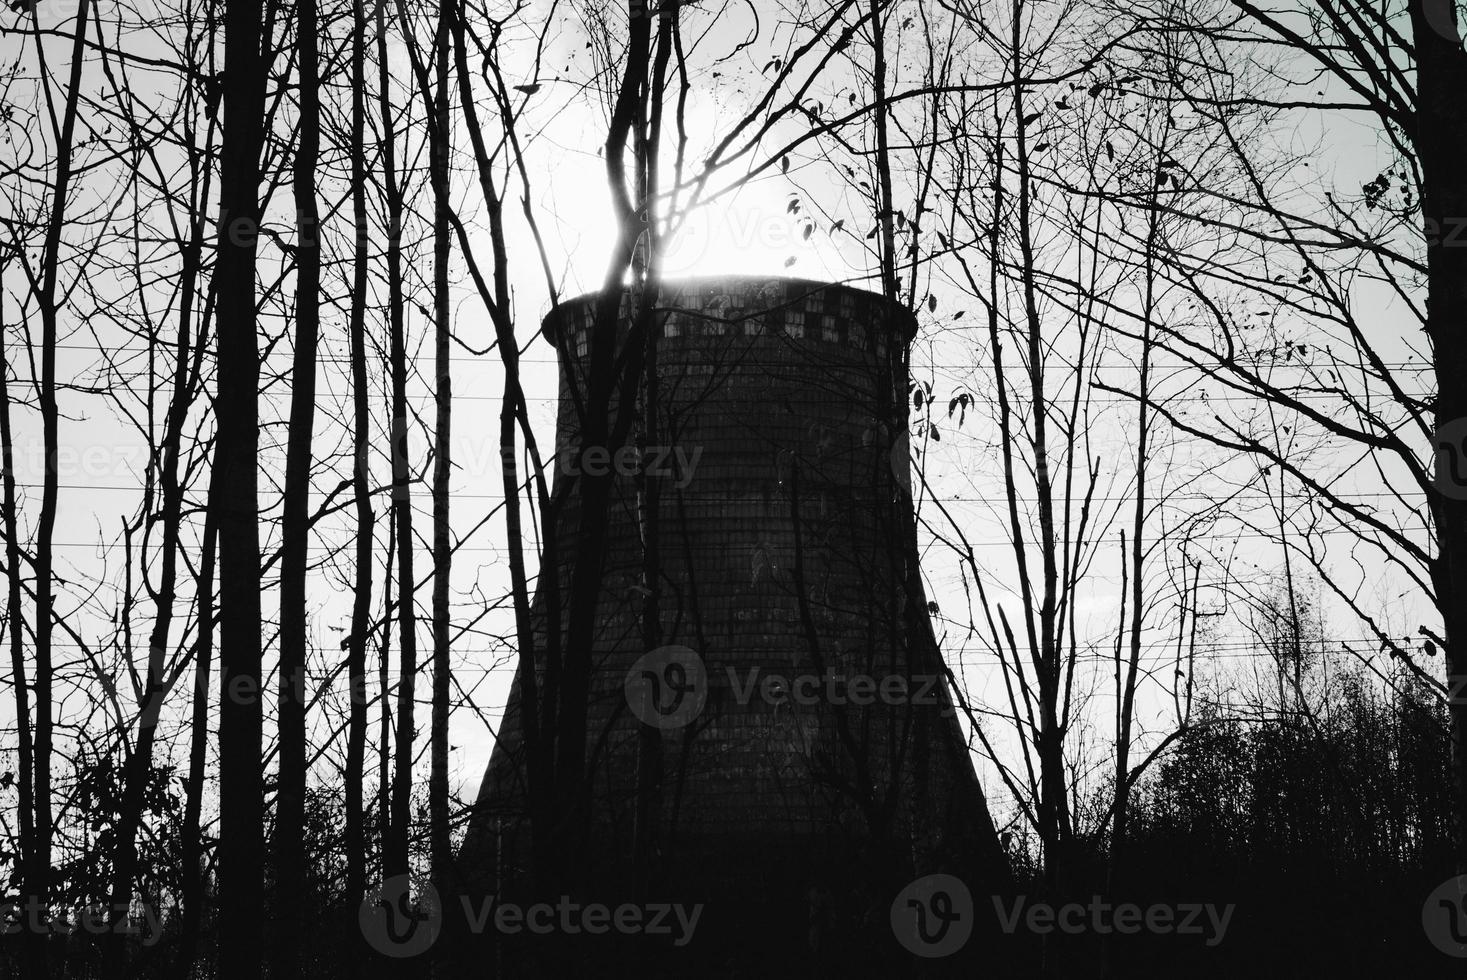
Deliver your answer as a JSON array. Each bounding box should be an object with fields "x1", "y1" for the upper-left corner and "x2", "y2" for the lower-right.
[{"x1": 459, "y1": 276, "x2": 1008, "y2": 970}]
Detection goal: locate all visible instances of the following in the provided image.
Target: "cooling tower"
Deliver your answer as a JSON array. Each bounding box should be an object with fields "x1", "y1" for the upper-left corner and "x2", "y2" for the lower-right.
[{"x1": 457, "y1": 276, "x2": 1008, "y2": 974}]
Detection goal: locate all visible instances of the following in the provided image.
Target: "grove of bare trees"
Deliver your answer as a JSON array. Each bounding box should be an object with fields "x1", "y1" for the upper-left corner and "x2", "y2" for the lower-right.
[{"x1": 0, "y1": 0, "x2": 1463, "y2": 976}]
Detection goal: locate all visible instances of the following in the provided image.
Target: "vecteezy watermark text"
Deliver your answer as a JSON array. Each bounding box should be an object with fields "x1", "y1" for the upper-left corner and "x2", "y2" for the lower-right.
[
  {"x1": 557, "y1": 444, "x2": 703, "y2": 488},
  {"x1": 726, "y1": 666, "x2": 948, "y2": 714},
  {"x1": 625, "y1": 646, "x2": 951, "y2": 730},
  {"x1": 462, "y1": 896, "x2": 703, "y2": 947},
  {"x1": 992, "y1": 895, "x2": 1234, "y2": 947},
  {"x1": 888, "y1": 875, "x2": 1236, "y2": 958},
  {"x1": 0, "y1": 900, "x2": 162, "y2": 947}
]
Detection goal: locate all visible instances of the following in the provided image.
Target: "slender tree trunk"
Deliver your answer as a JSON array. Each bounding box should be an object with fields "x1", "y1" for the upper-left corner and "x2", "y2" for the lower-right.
[
  {"x1": 867, "y1": 4, "x2": 912, "y2": 869},
  {"x1": 177, "y1": 469, "x2": 219, "y2": 980},
  {"x1": 213, "y1": 0, "x2": 270, "y2": 969},
  {"x1": 344, "y1": 0, "x2": 374, "y2": 916},
  {"x1": 427, "y1": 3, "x2": 455, "y2": 970},
  {"x1": 1007, "y1": 0, "x2": 1069, "y2": 893},
  {"x1": 27, "y1": 2, "x2": 93, "y2": 965},
  {"x1": 552, "y1": 0, "x2": 657, "y2": 891},
  {"x1": 868, "y1": 0, "x2": 897, "y2": 300},
  {"x1": 0, "y1": 270, "x2": 38, "y2": 980},
  {"x1": 628, "y1": 0, "x2": 676, "y2": 902},
  {"x1": 379, "y1": 514, "x2": 396, "y2": 868},
  {"x1": 273, "y1": 0, "x2": 321, "y2": 968},
  {"x1": 105, "y1": 137, "x2": 212, "y2": 980},
  {"x1": 378, "y1": 0, "x2": 417, "y2": 881},
  {"x1": 451, "y1": 3, "x2": 552, "y2": 881},
  {"x1": 1412, "y1": 0, "x2": 1467, "y2": 874},
  {"x1": 1102, "y1": 168, "x2": 1160, "y2": 977}
]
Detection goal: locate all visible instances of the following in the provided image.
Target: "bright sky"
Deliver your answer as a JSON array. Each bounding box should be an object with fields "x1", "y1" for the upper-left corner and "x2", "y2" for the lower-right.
[{"x1": 0, "y1": 0, "x2": 1440, "y2": 846}]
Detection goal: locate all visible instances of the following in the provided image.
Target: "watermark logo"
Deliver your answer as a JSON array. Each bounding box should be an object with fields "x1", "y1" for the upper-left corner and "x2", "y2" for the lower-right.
[
  {"x1": 1421, "y1": 0, "x2": 1462, "y2": 46},
  {"x1": 625, "y1": 645, "x2": 707, "y2": 730},
  {"x1": 891, "y1": 874, "x2": 973, "y2": 958},
  {"x1": 1434, "y1": 418, "x2": 1467, "y2": 500},
  {"x1": 1423, "y1": 875, "x2": 1467, "y2": 957},
  {"x1": 359, "y1": 873, "x2": 442, "y2": 958}
]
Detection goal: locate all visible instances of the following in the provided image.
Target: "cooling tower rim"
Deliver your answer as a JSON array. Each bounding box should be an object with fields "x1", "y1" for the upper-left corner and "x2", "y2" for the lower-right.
[{"x1": 539, "y1": 275, "x2": 918, "y2": 345}]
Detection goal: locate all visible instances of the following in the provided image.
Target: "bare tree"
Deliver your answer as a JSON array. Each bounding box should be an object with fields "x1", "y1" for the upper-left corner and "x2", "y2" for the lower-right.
[
  {"x1": 1097, "y1": 0, "x2": 1467, "y2": 873},
  {"x1": 376, "y1": 0, "x2": 418, "y2": 882},
  {"x1": 212, "y1": 0, "x2": 273, "y2": 974},
  {"x1": 271, "y1": 0, "x2": 323, "y2": 965},
  {"x1": 0, "y1": 245, "x2": 38, "y2": 980},
  {"x1": 100, "y1": 34, "x2": 218, "y2": 980},
  {"x1": 421, "y1": 0, "x2": 455, "y2": 936},
  {"x1": 342, "y1": 0, "x2": 374, "y2": 923}
]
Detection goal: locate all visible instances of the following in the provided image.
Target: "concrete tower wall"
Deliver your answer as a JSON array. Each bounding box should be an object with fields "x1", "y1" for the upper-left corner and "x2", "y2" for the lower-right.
[{"x1": 458, "y1": 277, "x2": 1005, "y2": 971}]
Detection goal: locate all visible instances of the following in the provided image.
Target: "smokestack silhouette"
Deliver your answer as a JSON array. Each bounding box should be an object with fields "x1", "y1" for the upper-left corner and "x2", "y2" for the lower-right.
[{"x1": 458, "y1": 276, "x2": 1009, "y2": 972}]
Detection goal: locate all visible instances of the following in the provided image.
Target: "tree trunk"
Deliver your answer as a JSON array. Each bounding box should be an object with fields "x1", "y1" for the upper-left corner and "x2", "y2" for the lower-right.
[
  {"x1": 28, "y1": 2, "x2": 92, "y2": 967},
  {"x1": 177, "y1": 467, "x2": 219, "y2": 980},
  {"x1": 1007, "y1": 0, "x2": 1070, "y2": 890},
  {"x1": 1412, "y1": 0, "x2": 1467, "y2": 874},
  {"x1": 0, "y1": 263, "x2": 38, "y2": 980},
  {"x1": 378, "y1": 0, "x2": 417, "y2": 880},
  {"x1": 550, "y1": 0, "x2": 657, "y2": 891},
  {"x1": 379, "y1": 514, "x2": 396, "y2": 867},
  {"x1": 344, "y1": 0, "x2": 374, "y2": 918},
  {"x1": 450, "y1": 0, "x2": 554, "y2": 884},
  {"x1": 428, "y1": 0, "x2": 455, "y2": 966},
  {"x1": 213, "y1": 0, "x2": 270, "y2": 969},
  {"x1": 1103, "y1": 148, "x2": 1162, "y2": 976},
  {"x1": 105, "y1": 120, "x2": 212, "y2": 980},
  {"x1": 273, "y1": 0, "x2": 322, "y2": 968},
  {"x1": 868, "y1": 0, "x2": 897, "y2": 300}
]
